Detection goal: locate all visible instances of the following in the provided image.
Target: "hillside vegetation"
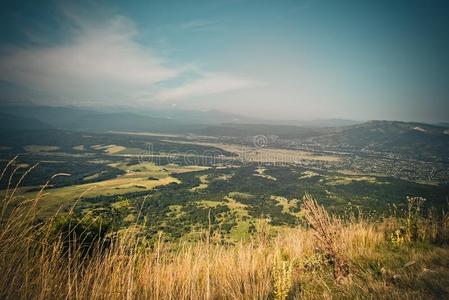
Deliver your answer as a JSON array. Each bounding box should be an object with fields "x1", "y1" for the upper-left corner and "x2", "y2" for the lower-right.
[{"x1": 1, "y1": 170, "x2": 449, "y2": 299}]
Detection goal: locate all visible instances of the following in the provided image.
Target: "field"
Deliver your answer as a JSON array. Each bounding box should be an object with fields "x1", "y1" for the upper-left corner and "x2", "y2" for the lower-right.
[
  {"x1": 160, "y1": 139, "x2": 342, "y2": 163},
  {"x1": 16, "y1": 162, "x2": 208, "y2": 216},
  {"x1": 1, "y1": 130, "x2": 448, "y2": 242}
]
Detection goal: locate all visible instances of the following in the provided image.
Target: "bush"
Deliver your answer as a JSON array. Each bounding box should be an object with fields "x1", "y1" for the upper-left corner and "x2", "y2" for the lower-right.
[{"x1": 50, "y1": 214, "x2": 111, "y2": 256}]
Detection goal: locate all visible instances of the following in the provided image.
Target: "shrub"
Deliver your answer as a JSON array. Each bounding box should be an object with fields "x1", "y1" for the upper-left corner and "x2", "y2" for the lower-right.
[
  {"x1": 406, "y1": 196, "x2": 426, "y2": 241},
  {"x1": 300, "y1": 194, "x2": 351, "y2": 282},
  {"x1": 50, "y1": 213, "x2": 111, "y2": 257}
]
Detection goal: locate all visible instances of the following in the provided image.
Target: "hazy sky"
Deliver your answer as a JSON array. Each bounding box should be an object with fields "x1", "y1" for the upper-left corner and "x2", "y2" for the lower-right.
[{"x1": 0, "y1": 0, "x2": 448, "y2": 122}]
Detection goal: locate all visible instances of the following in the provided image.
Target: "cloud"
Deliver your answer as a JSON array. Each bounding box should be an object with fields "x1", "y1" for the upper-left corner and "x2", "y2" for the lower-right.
[
  {"x1": 157, "y1": 72, "x2": 257, "y2": 101},
  {"x1": 0, "y1": 13, "x2": 178, "y2": 104},
  {"x1": 0, "y1": 8, "x2": 254, "y2": 105},
  {"x1": 178, "y1": 19, "x2": 220, "y2": 31}
]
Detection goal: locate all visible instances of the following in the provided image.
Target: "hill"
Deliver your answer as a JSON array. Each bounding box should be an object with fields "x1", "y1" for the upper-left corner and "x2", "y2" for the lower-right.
[
  {"x1": 0, "y1": 113, "x2": 53, "y2": 131},
  {"x1": 311, "y1": 120, "x2": 449, "y2": 159},
  {"x1": 274, "y1": 118, "x2": 362, "y2": 127},
  {"x1": 0, "y1": 105, "x2": 97, "y2": 128},
  {"x1": 65, "y1": 112, "x2": 203, "y2": 132},
  {"x1": 0, "y1": 104, "x2": 255, "y2": 131},
  {"x1": 1, "y1": 104, "x2": 448, "y2": 160},
  {"x1": 1, "y1": 192, "x2": 448, "y2": 299},
  {"x1": 199, "y1": 120, "x2": 449, "y2": 160}
]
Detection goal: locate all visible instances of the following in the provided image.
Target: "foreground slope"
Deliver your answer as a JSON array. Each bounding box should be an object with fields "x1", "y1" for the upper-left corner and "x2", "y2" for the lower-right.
[{"x1": 1, "y1": 191, "x2": 448, "y2": 299}]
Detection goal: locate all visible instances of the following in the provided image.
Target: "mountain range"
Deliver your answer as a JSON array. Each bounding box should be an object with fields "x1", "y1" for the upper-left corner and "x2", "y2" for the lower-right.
[
  {"x1": 0, "y1": 104, "x2": 361, "y2": 132},
  {"x1": 1, "y1": 104, "x2": 448, "y2": 160}
]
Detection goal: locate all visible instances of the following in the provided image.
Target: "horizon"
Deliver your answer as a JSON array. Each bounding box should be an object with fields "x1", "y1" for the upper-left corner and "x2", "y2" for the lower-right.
[
  {"x1": 3, "y1": 101, "x2": 449, "y2": 126},
  {"x1": 1, "y1": 0, "x2": 449, "y2": 123}
]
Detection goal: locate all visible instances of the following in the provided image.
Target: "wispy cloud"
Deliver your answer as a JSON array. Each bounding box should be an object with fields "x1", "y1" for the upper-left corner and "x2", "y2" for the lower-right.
[
  {"x1": 0, "y1": 13, "x2": 177, "y2": 104},
  {"x1": 0, "y1": 7, "x2": 254, "y2": 105},
  {"x1": 178, "y1": 19, "x2": 221, "y2": 31},
  {"x1": 157, "y1": 72, "x2": 257, "y2": 101}
]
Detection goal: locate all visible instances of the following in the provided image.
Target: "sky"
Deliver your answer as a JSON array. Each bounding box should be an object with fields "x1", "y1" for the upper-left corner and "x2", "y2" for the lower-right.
[{"x1": 0, "y1": 0, "x2": 448, "y2": 122}]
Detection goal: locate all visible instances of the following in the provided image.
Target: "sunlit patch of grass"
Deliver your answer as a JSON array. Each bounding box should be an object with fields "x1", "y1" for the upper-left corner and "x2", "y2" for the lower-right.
[
  {"x1": 326, "y1": 175, "x2": 383, "y2": 185},
  {"x1": 228, "y1": 191, "x2": 255, "y2": 200},
  {"x1": 190, "y1": 174, "x2": 208, "y2": 191},
  {"x1": 111, "y1": 199, "x2": 132, "y2": 209},
  {"x1": 298, "y1": 170, "x2": 320, "y2": 180},
  {"x1": 254, "y1": 167, "x2": 277, "y2": 180},
  {"x1": 230, "y1": 221, "x2": 251, "y2": 241},
  {"x1": 72, "y1": 145, "x2": 85, "y2": 151},
  {"x1": 82, "y1": 172, "x2": 101, "y2": 181},
  {"x1": 271, "y1": 195, "x2": 300, "y2": 215},
  {"x1": 167, "y1": 205, "x2": 184, "y2": 218},
  {"x1": 123, "y1": 213, "x2": 136, "y2": 223},
  {"x1": 215, "y1": 173, "x2": 234, "y2": 180},
  {"x1": 224, "y1": 196, "x2": 248, "y2": 213},
  {"x1": 103, "y1": 145, "x2": 126, "y2": 154},
  {"x1": 196, "y1": 200, "x2": 222, "y2": 208},
  {"x1": 163, "y1": 164, "x2": 210, "y2": 174},
  {"x1": 10, "y1": 162, "x2": 210, "y2": 217},
  {"x1": 20, "y1": 173, "x2": 179, "y2": 217}
]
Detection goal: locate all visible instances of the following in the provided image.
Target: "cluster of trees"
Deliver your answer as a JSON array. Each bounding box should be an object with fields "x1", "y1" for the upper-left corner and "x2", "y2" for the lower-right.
[{"x1": 0, "y1": 158, "x2": 125, "y2": 189}]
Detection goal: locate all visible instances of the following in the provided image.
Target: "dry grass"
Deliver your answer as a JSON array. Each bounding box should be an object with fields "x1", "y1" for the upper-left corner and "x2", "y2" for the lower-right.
[
  {"x1": 1, "y1": 160, "x2": 449, "y2": 299},
  {"x1": 300, "y1": 194, "x2": 351, "y2": 282}
]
